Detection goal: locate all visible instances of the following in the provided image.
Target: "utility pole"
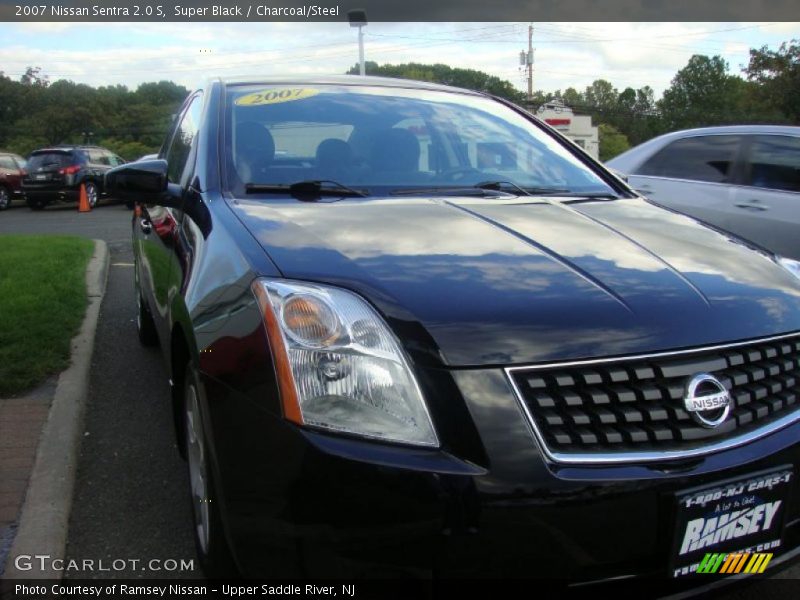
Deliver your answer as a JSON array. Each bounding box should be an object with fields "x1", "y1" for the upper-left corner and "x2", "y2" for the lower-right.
[
  {"x1": 527, "y1": 24, "x2": 533, "y2": 102},
  {"x1": 519, "y1": 24, "x2": 534, "y2": 107}
]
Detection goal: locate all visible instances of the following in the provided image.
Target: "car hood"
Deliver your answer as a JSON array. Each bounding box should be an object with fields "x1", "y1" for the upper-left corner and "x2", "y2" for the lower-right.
[{"x1": 231, "y1": 195, "x2": 800, "y2": 367}]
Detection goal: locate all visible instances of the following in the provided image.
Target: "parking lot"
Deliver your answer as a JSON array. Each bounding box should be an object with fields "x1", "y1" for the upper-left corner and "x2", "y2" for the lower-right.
[{"x1": 0, "y1": 202, "x2": 198, "y2": 578}]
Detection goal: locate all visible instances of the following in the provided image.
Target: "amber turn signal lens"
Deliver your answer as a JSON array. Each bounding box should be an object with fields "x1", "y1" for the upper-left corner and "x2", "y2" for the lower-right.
[
  {"x1": 281, "y1": 294, "x2": 340, "y2": 347},
  {"x1": 252, "y1": 283, "x2": 303, "y2": 424}
]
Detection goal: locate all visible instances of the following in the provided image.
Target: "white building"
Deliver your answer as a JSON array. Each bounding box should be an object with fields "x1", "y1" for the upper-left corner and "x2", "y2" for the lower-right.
[{"x1": 536, "y1": 100, "x2": 599, "y2": 160}]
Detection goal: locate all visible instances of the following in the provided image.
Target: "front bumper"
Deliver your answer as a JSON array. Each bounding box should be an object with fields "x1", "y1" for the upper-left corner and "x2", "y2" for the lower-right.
[{"x1": 199, "y1": 363, "x2": 800, "y2": 588}]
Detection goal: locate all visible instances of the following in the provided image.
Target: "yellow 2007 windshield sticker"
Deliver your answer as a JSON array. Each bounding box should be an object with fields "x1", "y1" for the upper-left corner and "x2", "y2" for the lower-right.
[{"x1": 235, "y1": 88, "x2": 319, "y2": 106}]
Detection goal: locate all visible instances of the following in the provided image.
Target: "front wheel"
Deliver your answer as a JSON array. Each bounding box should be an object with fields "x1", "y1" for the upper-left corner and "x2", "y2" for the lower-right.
[
  {"x1": 183, "y1": 363, "x2": 237, "y2": 577},
  {"x1": 0, "y1": 186, "x2": 10, "y2": 210}
]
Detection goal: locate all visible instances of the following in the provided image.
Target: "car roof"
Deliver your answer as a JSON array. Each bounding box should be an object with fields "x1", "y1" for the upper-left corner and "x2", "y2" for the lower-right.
[
  {"x1": 606, "y1": 124, "x2": 800, "y2": 172},
  {"x1": 214, "y1": 74, "x2": 484, "y2": 96},
  {"x1": 650, "y1": 124, "x2": 800, "y2": 140},
  {"x1": 30, "y1": 146, "x2": 108, "y2": 153}
]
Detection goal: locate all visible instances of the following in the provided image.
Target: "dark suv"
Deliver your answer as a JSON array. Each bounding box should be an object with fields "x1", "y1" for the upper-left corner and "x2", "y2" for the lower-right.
[
  {"x1": 22, "y1": 145, "x2": 124, "y2": 210},
  {"x1": 0, "y1": 151, "x2": 26, "y2": 210}
]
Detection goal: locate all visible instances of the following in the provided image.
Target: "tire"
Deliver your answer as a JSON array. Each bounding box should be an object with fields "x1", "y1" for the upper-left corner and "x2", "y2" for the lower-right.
[
  {"x1": 0, "y1": 186, "x2": 10, "y2": 210},
  {"x1": 135, "y1": 266, "x2": 159, "y2": 346},
  {"x1": 84, "y1": 181, "x2": 99, "y2": 208},
  {"x1": 183, "y1": 363, "x2": 237, "y2": 577}
]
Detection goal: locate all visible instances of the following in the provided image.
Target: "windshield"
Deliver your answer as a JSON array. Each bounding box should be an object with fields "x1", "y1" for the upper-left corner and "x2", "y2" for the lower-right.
[{"x1": 223, "y1": 84, "x2": 617, "y2": 197}]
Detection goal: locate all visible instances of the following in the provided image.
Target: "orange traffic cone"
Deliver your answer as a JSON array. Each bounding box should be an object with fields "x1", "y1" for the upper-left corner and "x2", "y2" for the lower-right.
[{"x1": 78, "y1": 183, "x2": 91, "y2": 213}]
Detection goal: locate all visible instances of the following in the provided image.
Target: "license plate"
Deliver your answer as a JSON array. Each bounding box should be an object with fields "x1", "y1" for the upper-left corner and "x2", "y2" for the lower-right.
[
  {"x1": 671, "y1": 467, "x2": 793, "y2": 578},
  {"x1": 34, "y1": 174, "x2": 47, "y2": 180}
]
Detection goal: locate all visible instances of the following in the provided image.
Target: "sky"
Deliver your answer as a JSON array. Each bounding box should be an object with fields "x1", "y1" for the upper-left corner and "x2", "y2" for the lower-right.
[{"x1": 0, "y1": 21, "x2": 797, "y2": 99}]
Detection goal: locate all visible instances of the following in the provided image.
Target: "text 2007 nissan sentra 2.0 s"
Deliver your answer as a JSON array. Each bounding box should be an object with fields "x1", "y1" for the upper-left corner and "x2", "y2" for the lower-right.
[{"x1": 106, "y1": 76, "x2": 800, "y2": 588}]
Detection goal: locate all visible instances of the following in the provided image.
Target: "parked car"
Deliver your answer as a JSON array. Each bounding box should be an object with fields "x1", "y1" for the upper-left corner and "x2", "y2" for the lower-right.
[
  {"x1": 22, "y1": 145, "x2": 125, "y2": 210},
  {"x1": 107, "y1": 77, "x2": 800, "y2": 588},
  {"x1": 0, "y1": 151, "x2": 27, "y2": 210},
  {"x1": 607, "y1": 125, "x2": 800, "y2": 261}
]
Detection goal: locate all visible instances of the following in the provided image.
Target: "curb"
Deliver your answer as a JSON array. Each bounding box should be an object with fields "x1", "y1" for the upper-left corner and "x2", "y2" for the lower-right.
[{"x1": 3, "y1": 239, "x2": 109, "y2": 579}]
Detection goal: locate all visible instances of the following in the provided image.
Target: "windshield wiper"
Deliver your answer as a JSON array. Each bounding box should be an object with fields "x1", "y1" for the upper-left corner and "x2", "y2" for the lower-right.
[
  {"x1": 245, "y1": 180, "x2": 368, "y2": 199},
  {"x1": 518, "y1": 187, "x2": 620, "y2": 199},
  {"x1": 555, "y1": 192, "x2": 621, "y2": 199},
  {"x1": 474, "y1": 180, "x2": 532, "y2": 196},
  {"x1": 390, "y1": 186, "x2": 514, "y2": 197}
]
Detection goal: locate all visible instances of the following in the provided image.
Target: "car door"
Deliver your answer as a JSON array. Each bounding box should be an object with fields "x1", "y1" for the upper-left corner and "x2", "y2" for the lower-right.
[
  {"x1": 727, "y1": 134, "x2": 800, "y2": 260},
  {"x1": 626, "y1": 134, "x2": 744, "y2": 232},
  {"x1": 135, "y1": 93, "x2": 204, "y2": 345}
]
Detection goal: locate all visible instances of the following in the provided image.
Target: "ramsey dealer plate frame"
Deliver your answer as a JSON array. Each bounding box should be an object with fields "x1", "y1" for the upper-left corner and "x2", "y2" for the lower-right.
[{"x1": 671, "y1": 466, "x2": 794, "y2": 578}]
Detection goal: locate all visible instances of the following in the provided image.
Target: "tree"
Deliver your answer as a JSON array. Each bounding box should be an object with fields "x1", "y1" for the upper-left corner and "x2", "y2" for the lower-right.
[
  {"x1": 20, "y1": 66, "x2": 49, "y2": 88},
  {"x1": 598, "y1": 123, "x2": 630, "y2": 161},
  {"x1": 745, "y1": 40, "x2": 800, "y2": 121},
  {"x1": 345, "y1": 62, "x2": 525, "y2": 103},
  {"x1": 658, "y1": 55, "x2": 748, "y2": 130},
  {"x1": 0, "y1": 73, "x2": 187, "y2": 156},
  {"x1": 610, "y1": 85, "x2": 663, "y2": 145},
  {"x1": 10, "y1": 80, "x2": 99, "y2": 145},
  {"x1": 562, "y1": 87, "x2": 583, "y2": 108},
  {"x1": 135, "y1": 81, "x2": 189, "y2": 106},
  {"x1": 584, "y1": 79, "x2": 618, "y2": 117}
]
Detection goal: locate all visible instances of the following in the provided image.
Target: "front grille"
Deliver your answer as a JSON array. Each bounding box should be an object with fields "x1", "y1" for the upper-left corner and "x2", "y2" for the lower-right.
[{"x1": 507, "y1": 333, "x2": 800, "y2": 463}]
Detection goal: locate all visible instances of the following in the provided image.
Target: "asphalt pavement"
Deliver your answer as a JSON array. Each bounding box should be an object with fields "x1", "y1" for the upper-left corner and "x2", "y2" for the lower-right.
[{"x1": 0, "y1": 201, "x2": 198, "y2": 579}]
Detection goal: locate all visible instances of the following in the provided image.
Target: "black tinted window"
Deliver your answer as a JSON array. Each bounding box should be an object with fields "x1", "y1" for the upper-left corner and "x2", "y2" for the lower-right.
[
  {"x1": 27, "y1": 152, "x2": 73, "y2": 170},
  {"x1": 748, "y1": 135, "x2": 800, "y2": 193},
  {"x1": 166, "y1": 94, "x2": 203, "y2": 184},
  {"x1": 637, "y1": 135, "x2": 740, "y2": 183}
]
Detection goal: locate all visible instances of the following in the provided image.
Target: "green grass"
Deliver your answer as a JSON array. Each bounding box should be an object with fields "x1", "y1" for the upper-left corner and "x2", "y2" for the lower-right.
[{"x1": 0, "y1": 235, "x2": 94, "y2": 397}]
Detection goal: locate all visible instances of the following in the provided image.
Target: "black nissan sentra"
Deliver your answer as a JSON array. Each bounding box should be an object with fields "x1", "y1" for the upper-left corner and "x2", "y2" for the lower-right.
[{"x1": 107, "y1": 76, "x2": 800, "y2": 587}]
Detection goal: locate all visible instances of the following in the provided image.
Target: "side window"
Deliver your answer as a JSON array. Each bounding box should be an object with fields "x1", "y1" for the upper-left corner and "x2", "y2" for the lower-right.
[
  {"x1": 0, "y1": 156, "x2": 15, "y2": 169},
  {"x1": 166, "y1": 94, "x2": 203, "y2": 185},
  {"x1": 637, "y1": 135, "x2": 741, "y2": 183},
  {"x1": 747, "y1": 135, "x2": 800, "y2": 193}
]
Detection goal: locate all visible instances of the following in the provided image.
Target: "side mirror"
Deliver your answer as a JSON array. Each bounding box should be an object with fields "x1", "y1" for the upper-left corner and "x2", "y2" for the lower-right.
[{"x1": 106, "y1": 159, "x2": 175, "y2": 205}]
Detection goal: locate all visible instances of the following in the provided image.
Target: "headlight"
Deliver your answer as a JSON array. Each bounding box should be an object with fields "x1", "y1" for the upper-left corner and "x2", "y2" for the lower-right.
[
  {"x1": 777, "y1": 256, "x2": 800, "y2": 280},
  {"x1": 252, "y1": 278, "x2": 438, "y2": 447}
]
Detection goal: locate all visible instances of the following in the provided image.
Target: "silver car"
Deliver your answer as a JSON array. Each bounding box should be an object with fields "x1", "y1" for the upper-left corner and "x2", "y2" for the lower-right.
[{"x1": 608, "y1": 125, "x2": 800, "y2": 261}]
